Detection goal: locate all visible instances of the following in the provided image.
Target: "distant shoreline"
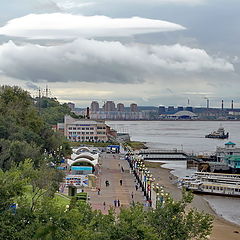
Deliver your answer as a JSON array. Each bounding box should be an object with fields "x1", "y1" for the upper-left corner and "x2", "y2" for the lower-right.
[{"x1": 106, "y1": 119, "x2": 240, "y2": 121}]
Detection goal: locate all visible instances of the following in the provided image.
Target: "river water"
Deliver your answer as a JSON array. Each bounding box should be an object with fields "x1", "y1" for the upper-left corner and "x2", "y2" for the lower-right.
[{"x1": 107, "y1": 121, "x2": 240, "y2": 225}]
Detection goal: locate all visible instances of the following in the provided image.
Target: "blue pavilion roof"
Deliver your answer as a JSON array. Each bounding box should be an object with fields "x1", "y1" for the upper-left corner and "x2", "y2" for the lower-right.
[{"x1": 225, "y1": 141, "x2": 236, "y2": 145}]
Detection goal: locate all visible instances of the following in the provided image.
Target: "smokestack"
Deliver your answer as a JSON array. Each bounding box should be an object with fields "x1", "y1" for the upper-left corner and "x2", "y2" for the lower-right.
[
  {"x1": 221, "y1": 100, "x2": 224, "y2": 111},
  {"x1": 207, "y1": 99, "x2": 209, "y2": 109},
  {"x1": 86, "y1": 107, "x2": 90, "y2": 119},
  {"x1": 231, "y1": 100, "x2": 234, "y2": 110}
]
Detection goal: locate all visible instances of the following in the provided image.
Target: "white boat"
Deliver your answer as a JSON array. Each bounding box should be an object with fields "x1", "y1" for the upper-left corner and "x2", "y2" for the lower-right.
[{"x1": 180, "y1": 172, "x2": 240, "y2": 197}]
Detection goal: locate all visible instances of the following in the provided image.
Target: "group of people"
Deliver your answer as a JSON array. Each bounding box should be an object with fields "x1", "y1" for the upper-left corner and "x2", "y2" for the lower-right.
[
  {"x1": 113, "y1": 199, "x2": 121, "y2": 207},
  {"x1": 102, "y1": 199, "x2": 121, "y2": 210},
  {"x1": 99, "y1": 153, "x2": 144, "y2": 211}
]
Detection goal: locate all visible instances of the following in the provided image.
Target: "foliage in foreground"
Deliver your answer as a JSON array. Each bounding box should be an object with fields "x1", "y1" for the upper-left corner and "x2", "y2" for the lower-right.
[{"x1": 0, "y1": 161, "x2": 213, "y2": 240}]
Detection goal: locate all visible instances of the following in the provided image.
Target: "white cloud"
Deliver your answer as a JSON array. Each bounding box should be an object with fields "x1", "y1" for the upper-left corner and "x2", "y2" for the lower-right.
[
  {"x1": 131, "y1": 0, "x2": 206, "y2": 5},
  {"x1": 0, "y1": 39, "x2": 234, "y2": 85},
  {"x1": 55, "y1": 0, "x2": 96, "y2": 10},
  {"x1": 53, "y1": 0, "x2": 206, "y2": 10},
  {"x1": 0, "y1": 13, "x2": 185, "y2": 39}
]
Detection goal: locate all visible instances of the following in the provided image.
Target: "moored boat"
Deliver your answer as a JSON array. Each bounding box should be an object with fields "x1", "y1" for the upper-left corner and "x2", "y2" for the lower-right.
[{"x1": 180, "y1": 172, "x2": 240, "y2": 197}]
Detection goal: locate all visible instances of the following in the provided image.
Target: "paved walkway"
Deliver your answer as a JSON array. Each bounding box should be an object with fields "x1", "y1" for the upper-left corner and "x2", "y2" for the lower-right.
[{"x1": 85, "y1": 153, "x2": 146, "y2": 213}]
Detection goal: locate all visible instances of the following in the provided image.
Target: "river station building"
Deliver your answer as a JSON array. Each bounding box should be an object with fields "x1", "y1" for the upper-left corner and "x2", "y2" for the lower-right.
[{"x1": 62, "y1": 115, "x2": 108, "y2": 142}]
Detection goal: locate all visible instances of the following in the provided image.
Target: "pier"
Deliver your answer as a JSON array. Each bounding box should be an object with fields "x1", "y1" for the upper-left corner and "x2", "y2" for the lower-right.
[{"x1": 139, "y1": 149, "x2": 190, "y2": 161}]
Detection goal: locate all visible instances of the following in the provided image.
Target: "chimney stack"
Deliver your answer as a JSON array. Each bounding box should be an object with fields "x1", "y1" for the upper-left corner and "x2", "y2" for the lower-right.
[
  {"x1": 86, "y1": 107, "x2": 90, "y2": 119},
  {"x1": 231, "y1": 100, "x2": 234, "y2": 110},
  {"x1": 221, "y1": 100, "x2": 224, "y2": 111}
]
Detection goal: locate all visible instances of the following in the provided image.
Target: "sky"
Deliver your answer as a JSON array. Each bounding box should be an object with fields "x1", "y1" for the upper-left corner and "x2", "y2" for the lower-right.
[{"x1": 0, "y1": 0, "x2": 239, "y2": 108}]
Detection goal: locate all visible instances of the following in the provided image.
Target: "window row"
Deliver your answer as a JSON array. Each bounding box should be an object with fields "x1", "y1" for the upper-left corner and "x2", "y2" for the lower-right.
[
  {"x1": 97, "y1": 132, "x2": 106, "y2": 135},
  {"x1": 69, "y1": 132, "x2": 94, "y2": 135},
  {"x1": 68, "y1": 127, "x2": 94, "y2": 130},
  {"x1": 69, "y1": 136, "x2": 97, "y2": 140}
]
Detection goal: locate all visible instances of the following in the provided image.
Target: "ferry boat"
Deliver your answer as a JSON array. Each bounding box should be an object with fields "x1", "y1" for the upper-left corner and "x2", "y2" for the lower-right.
[
  {"x1": 205, "y1": 127, "x2": 229, "y2": 139},
  {"x1": 180, "y1": 172, "x2": 240, "y2": 197}
]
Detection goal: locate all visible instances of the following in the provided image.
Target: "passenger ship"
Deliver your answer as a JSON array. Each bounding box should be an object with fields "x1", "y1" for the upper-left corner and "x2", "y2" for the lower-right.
[{"x1": 180, "y1": 172, "x2": 240, "y2": 197}]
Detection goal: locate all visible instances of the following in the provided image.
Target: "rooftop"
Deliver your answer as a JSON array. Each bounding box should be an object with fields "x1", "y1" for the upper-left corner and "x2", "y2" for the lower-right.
[{"x1": 225, "y1": 141, "x2": 236, "y2": 145}]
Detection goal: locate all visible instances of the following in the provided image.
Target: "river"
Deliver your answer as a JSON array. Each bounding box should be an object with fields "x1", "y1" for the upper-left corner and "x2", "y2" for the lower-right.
[{"x1": 107, "y1": 121, "x2": 240, "y2": 225}]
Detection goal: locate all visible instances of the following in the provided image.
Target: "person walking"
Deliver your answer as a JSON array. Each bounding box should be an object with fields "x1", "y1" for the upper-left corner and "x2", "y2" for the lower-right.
[
  {"x1": 131, "y1": 192, "x2": 134, "y2": 199},
  {"x1": 117, "y1": 199, "x2": 121, "y2": 207},
  {"x1": 114, "y1": 200, "x2": 117, "y2": 208},
  {"x1": 103, "y1": 201, "x2": 106, "y2": 210},
  {"x1": 105, "y1": 180, "x2": 109, "y2": 187},
  {"x1": 135, "y1": 184, "x2": 138, "y2": 191},
  {"x1": 120, "y1": 179, "x2": 123, "y2": 186},
  {"x1": 97, "y1": 188, "x2": 100, "y2": 195}
]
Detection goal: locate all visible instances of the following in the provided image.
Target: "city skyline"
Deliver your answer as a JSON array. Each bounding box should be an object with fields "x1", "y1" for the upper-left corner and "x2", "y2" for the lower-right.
[
  {"x1": 0, "y1": 1, "x2": 240, "y2": 107},
  {"x1": 72, "y1": 99, "x2": 239, "y2": 109}
]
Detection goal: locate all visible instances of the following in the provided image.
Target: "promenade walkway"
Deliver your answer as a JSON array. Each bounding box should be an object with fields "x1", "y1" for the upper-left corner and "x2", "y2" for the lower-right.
[{"x1": 85, "y1": 153, "x2": 145, "y2": 214}]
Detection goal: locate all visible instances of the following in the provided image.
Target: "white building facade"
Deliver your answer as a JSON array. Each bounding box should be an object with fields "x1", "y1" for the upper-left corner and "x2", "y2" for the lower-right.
[{"x1": 63, "y1": 115, "x2": 108, "y2": 142}]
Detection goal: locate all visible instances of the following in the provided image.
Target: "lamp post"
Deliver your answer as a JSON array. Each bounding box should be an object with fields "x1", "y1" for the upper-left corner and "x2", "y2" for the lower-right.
[
  {"x1": 148, "y1": 174, "x2": 153, "y2": 201},
  {"x1": 152, "y1": 183, "x2": 169, "y2": 208}
]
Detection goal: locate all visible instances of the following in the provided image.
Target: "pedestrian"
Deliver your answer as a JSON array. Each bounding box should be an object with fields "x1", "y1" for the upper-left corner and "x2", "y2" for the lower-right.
[
  {"x1": 117, "y1": 199, "x2": 121, "y2": 207},
  {"x1": 121, "y1": 166, "x2": 124, "y2": 172},
  {"x1": 135, "y1": 184, "x2": 138, "y2": 191},
  {"x1": 131, "y1": 192, "x2": 134, "y2": 199},
  {"x1": 105, "y1": 180, "x2": 109, "y2": 187},
  {"x1": 103, "y1": 201, "x2": 106, "y2": 210},
  {"x1": 114, "y1": 200, "x2": 117, "y2": 207},
  {"x1": 120, "y1": 179, "x2": 123, "y2": 186},
  {"x1": 97, "y1": 188, "x2": 100, "y2": 195}
]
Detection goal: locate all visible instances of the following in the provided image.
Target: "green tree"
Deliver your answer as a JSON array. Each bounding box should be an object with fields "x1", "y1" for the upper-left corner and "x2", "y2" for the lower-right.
[
  {"x1": 0, "y1": 162, "x2": 214, "y2": 240},
  {"x1": 0, "y1": 85, "x2": 72, "y2": 170},
  {"x1": 35, "y1": 96, "x2": 83, "y2": 125},
  {"x1": 148, "y1": 190, "x2": 213, "y2": 240},
  {"x1": 0, "y1": 166, "x2": 27, "y2": 211},
  {"x1": 112, "y1": 204, "x2": 159, "y2": 240}
]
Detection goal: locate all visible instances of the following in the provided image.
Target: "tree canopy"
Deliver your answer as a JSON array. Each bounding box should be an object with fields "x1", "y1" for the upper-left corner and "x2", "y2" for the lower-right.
[
  {"x1": 35, "y1": 96, "x2": 82, "y2": 125},
  {"x1": 0, "y1": 160, "x2": 213, "y2": 240},
  {"x1": 0, "y1": 85, "x2": 71, "y2": 170}
]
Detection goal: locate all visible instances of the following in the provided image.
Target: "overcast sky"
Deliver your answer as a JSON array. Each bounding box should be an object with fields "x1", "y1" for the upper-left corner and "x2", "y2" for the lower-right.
[{"x1": 0, "y1": 0, "x2": 239, "y2": 108}]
